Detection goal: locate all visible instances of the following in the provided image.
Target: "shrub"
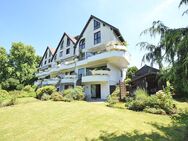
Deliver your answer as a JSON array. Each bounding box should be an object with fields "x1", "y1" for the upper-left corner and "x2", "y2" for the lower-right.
[
  {"x1": 16, "y1": 84, "x2": 24, "y2": 90},
  {"x1": 63, "y1": 86, "x2": 84, "y2": 101},
  {"x1": 5, "y1": 95, "x2": 17, "y2": 106},
  {"x1": 144, "y1": 107, "x2": 166, "y2": 115},
  {"x1": 22, "y1": 85, "x2": 34, "y2": 92},
  {"x1": 1, "y1": 78, "x2": 20, "y2": 91},
  {"x1": 51, "y1": 92, "x2": 63, "y2": 101},
  {"x1": 0, "y1": 89, "x2": 10, "y2": 101},
  {"x1": 126, "y1": 88, "x2": 177, "y2": 115},
  {"x1": 36, "y1": 85, "x2": 56, "y2": 99},
  {"x1": 127, "y1": 89, "x2": 148, "y2": 111},
  {"x1": 41, "y1": 93, "x2": 51, "y2": 101},
  {"x1": 107, "y1": 86, "x2": 120, "y2": 106},
  {"x1": 63, "y1": 93, "x2": 74, "y2": 102}
]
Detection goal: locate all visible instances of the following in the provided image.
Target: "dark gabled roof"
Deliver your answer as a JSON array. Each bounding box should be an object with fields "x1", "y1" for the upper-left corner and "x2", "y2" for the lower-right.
[
  {"x1": 132, "y1": 65, "x2": 159, "y2": 81},
  {"x1": 39, "y1": 46, "x2": 55, "y2": 67},
  {"x1": 74, "y1": 15, "x2": 125, "y2": 49},
  {"x1": 51, "y1": 32, "x2": 77, "y2": 61}
]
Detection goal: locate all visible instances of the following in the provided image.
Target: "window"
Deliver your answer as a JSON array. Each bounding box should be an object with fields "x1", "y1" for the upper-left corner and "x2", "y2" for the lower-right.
[
  {"x1": 48, "y1": 59, "x2": 51, "y2": 63},
  {"x1": 44, "y1": 61, "x2": 47, "y2": 65},
  {"x1": 67, "y1": 38, "x2": 70, "y2": 46},
  {"x1": 66, "y1": 48, "x2": 70, "y2": 54},
  {"x1": 94, "y1": 31, "x2": 101, "y2": 45},
  {"x1": 60, "y1": 41, "x2": 64, "y2": 50},
  {"x1": 79, "y1": 38, "x2": 85, "y2": 50},
  {"x1": 94, "y1": 20, "x2": 100, "y2": 30},
  {"x1": 49, "y1": 52, "x2": 51, "y2": 57},
  {"x1": 59, "y1": 51, "x2": 63, "y2": 57},
  {"x1": 78, "y1": 68, "x2": 85, "y2": 79}
]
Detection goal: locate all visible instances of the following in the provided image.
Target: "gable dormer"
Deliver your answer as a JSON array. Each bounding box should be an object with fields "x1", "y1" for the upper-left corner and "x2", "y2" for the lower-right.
[
  {"x1": 52, "y1": 32, "x2": 77, "y2": 63},
  {"x1": 39, "y1": 46, "x2": 55, "y2": 69},
  {"x1": 75, "y1": 15, "x2": 125, "y2": 59}
]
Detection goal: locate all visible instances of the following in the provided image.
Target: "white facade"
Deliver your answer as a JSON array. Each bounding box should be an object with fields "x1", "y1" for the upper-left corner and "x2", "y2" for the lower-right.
[{"x1": 35, "y1": 15, "x2": 130, "y2": 100}]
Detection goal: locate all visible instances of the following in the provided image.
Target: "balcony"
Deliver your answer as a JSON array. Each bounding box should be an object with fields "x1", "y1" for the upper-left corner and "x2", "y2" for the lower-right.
[
  {"x1": 42, "y1": 78, "x2": 59, "y2": 85},
  {"x1": 82, "y1": 70, "x2": 110, "y2": 83},
  {"x1": 87, "y1": 41, "x2": 127, "y2": 52},
  {"x1": 61, "y1": 75, "x2": 76, "y2": 84}
]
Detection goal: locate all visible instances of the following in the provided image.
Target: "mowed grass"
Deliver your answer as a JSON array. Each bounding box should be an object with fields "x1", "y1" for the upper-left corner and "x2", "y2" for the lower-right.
[{"x1": 0, "y1": 98, "x2": 188, "y2": 141}]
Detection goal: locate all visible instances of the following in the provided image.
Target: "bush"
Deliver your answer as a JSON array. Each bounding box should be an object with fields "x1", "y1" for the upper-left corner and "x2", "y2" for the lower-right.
[
  {"x1": 36, "y1": 85, "x2": 56, "y2": 99},
  {"x1": 22, "y1": 85, "x2": 34, "y2": 92},
  {"x1": 144, "y1": 107, "x2": 166, "y2": 115},
  {"x1": 0, "y1": 90, "x2": 10, "y2": 101},
  {"x1": 62, "y1": 93, "x2": 73, "y2": 102},
  {"x1": 127, "y1": 89, "x2": 148, "y2": 111},
  {"x1": 51, "y1": 92, "x2": 63, "y2": 101},
  {"x1": 126, "y1": 88, "x2": 177, "y2": 115},
  {"x1": 1, "y1": 78, "x2": 20, "y2": 91},
  {"x1": 4, "y1": 95, "x2": 17, "y2": 106},
  {"x1": 16, "y1": 84, "x2": 24, "y2": 90},
  {"x1": 63, "y1": 86, "x2": 84, "y2": 101},
  {"x1": 41, "y1": 93, "x2": 51, "y2": 101},
  {"x1": 107, "y1": 86, "x2": 120, "y2": 106}
]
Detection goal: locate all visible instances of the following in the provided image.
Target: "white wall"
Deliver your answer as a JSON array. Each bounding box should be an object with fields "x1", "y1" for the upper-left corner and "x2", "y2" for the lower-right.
[
  {"x1": 75, "y1": 18, "x2": 119, "y2": 56},
  {"x1": 107, "y1": 63, "x2": 121, "y2": 85},
  {"x1": 54, "y1": 35, "x2": 75, "y2": 62},
  {"x1": 101, "y1": 83, "x2": 110, "y2": 99},
  {"x1": 40, "y1": 48, "x2": 53, "y2": 68}
]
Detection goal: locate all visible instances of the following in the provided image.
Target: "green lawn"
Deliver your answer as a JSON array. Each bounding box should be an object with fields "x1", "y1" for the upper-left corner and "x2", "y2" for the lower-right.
[{"x1": 0, "y1": 98, "x2": 188, "y2": 141}]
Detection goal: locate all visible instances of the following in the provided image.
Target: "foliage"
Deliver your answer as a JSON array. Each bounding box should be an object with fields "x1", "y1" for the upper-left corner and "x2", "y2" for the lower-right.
[
  {"x1": 63, "y1": 86, "x2": 85, "y2": 101},
  {"x1": 0, "y1": 42, "x2": 40, "y2": 89},
  {"x1": 126, "y1": 66, "x2": 138, "y2": 80},
  {"x1": 137, "y1": 1, "x2": 188, "y2": 96},
  {"x1": 107, "y1": 86, "x2": 120, "y2": 107},
  {"x1": 22, "y1": 85, "x2": 35, "y2": 92},
  {"x1": 41, "y1": 93, "x2": 51, "y2": 101},
  {"x1": 0, "y1": 47, "x2": 9, "y2": 83},
  {"x1": 144, "y1": 107, "x2": 166, "y2": 115},
  {"x1": 36, "y1": 85, "x2": 56, "y2": 99},
  {"x1": 5, "y1": 95, "x2": 17, "y2": 106},
  {"x1": 0, "y1": 90, "x2": 10, "y2": 102},
  {"x1": 1, "y1": 78, "x2": 20, "y2": 91},
  {"x1": 127, "y1": 88, "x2": 177, "y2": 115},
  {"x1": 51, "y1": 92, "x2": 63, "y2": 101}
]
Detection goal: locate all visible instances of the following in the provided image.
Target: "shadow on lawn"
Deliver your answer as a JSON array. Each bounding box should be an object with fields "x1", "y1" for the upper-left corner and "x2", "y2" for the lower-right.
[{"x1": 86, "y1": 112, "x2": 188, "y2": 141}]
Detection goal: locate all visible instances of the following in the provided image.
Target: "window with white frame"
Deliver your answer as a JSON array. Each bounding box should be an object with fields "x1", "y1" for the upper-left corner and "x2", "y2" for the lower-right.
[{"x1": 94, "y1": 31, "x2": 101, "y2": 45}]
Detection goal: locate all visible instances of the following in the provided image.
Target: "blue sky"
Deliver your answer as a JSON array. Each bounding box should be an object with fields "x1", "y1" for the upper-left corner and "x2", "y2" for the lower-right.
[{"x1": 0, "y1": 0, "x2": 187, "y2": 68}]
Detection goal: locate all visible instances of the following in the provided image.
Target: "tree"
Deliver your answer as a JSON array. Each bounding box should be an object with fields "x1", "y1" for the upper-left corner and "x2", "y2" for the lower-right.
[
  {"x1": 9, "y1": 42, "x2": 38, "y2": 85},
  {"x1": 126, "y1": 66, "x2": 138, "y2": 79},
  {"x1": 179, "y1": 0, "x2": 188, "y2": 15},
  {"x1": 138, "y1": 0, "x2": 188, "y2": 96},
  {"x1": 0, "y1": 47, "x2": 9, "y2": 83},
  {"x1": 137, "y1": 21, "x2": 168, "y2": 69}
]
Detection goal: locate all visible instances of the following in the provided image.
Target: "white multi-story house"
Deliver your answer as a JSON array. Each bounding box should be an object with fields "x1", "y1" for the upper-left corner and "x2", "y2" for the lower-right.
[{"x1": 35, "y1": 15, "x2": 130, "y2": 100}]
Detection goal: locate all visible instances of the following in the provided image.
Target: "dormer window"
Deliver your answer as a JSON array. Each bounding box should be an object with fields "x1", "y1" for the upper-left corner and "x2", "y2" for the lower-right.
[
  {"x1": 94, "y1": 20, "x2": 100, "y2": 30},
  {"x1": 94, "y1": 31, "x2": 101, "y2": 45},
  {"x1": 79, "y1": 38, "x2": 85, "y2": 50},
  {"x1": 67, "y1": 38, "x2": 70, "y2": 46},
  {"x1": 60, "y1": 41, "x2": 64, "y2": 50}
]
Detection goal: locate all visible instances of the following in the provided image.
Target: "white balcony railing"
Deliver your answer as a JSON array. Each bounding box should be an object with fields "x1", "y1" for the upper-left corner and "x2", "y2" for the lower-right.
[
  {"x1": 42, "y1": 78, "x2": 59, "y2": 85},
  {"x1": 61, "y1": 75, "x2": 76, "y2": 83},
  {"x1": 91, "y1": 70, "x2": 110, "y2": 75}
]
